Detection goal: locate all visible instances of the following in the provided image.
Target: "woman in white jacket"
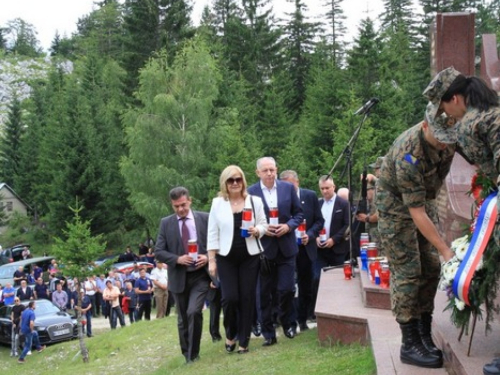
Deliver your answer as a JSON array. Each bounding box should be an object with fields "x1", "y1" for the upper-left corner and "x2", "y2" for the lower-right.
[{"x1": 207, "y1": 165, "x2": 268, "y2": 354}]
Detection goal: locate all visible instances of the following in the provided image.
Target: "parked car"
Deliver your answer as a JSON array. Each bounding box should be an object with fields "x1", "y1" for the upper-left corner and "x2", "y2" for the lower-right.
[
  {"x1": 0, "y1": 244, "x2": 31, "y2": 265},
  {"x1": 0, "y1": 256, "x2": 53, "y2": 286},
  {"x1": 113, "y1": 261, "x2": 154, "y2": 274},
  {"x1": 0, "y1": 299, "x2": 78, "y2": 347}
]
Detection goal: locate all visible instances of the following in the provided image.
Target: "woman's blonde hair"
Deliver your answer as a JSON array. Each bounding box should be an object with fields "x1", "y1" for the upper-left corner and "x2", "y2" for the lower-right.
[{"x1": 218, "y1": 165, "x2": 248, "y2": 200}]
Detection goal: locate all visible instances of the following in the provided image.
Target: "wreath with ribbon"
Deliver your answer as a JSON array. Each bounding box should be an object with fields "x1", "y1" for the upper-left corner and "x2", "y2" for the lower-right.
[{"x1": 440, "y1": 170, "x2": 500, "y2": 355}]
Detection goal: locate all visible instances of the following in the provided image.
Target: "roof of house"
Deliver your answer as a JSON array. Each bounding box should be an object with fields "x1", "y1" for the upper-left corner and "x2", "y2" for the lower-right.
[{"x1": 0, "y1": 183, "x2": 32, "y2": 211}]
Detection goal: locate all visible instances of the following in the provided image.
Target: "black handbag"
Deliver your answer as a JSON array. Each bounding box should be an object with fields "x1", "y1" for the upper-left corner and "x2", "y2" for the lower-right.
[{"x1": 250, "y1": 196, "x2": 273, "y2": 276}]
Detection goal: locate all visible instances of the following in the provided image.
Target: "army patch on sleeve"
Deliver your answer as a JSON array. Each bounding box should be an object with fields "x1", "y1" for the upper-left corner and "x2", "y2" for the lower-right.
[{"x1": 403, "y1": 153, "x2": 419, "y2": 165}]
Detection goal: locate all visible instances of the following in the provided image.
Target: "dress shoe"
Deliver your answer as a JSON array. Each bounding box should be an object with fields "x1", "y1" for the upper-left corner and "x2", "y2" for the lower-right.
[
  {"x1": 212, "y1": 335, "x2": 222, "y2": 342},
  {"x1": 262, "y1": 337, "x2": 277, "y2": 346},
  {"x1": 299, "y1": 323, "x2": 309, "y2": 331},
  {"x1": 284, "y1": 327, "x2": 296, "y2": 339},
  {"x1": 252, "y1": 323, "x2": 261, "y2": 337},
  {"x1": 225, "y1": 339, "x2": 236, "y2": 353},
  {"x1": 484, "y1": 358, "x2": 500, "y2": 375},
  {"x1": 237, "y1": 348, "x2": 249, "y2": 354}
]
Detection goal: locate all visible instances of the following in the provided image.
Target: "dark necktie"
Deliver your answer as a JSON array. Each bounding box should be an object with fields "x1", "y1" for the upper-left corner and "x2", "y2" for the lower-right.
[{"x1": 181, "y1": 217, "x2": 189, "y2": 254}]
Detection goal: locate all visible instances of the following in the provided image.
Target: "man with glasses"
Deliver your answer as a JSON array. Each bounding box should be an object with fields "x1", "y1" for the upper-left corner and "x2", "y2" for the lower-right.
[
  {"x1": 247, "y1": 157, "x2": 303, "y2": 346},
  {"x1": 11, "y1": 298, "x2": 25, "y2": 357}
]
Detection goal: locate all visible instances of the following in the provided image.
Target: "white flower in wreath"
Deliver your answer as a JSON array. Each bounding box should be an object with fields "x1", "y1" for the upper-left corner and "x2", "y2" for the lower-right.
[
  {"x1": 476, "y1": 257, "x2": 483, "y2": 271},
  {"x1": 454, "y1": 242, "x2": 468, "y2": 261},
  {"x1": 451, "y1": 235, "x2": 469, "y2": 249},
  {"x1": 455, "y1": 299, "x2": 466, "y2": 311},
  {"x1": 442, "y1": 259, "x2": 460, "y2": 282}
]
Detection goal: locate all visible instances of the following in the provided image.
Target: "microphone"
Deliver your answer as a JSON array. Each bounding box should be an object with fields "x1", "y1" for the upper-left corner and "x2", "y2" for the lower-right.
[{"x1": 354, "y1": 98, "x2": 379, "y2": 115}]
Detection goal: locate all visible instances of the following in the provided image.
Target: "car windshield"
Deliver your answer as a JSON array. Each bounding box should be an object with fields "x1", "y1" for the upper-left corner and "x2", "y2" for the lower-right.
[
  {"x1": 25, "y1": 300, "x2": 62, "y2": 316},
  {"x1": 0, "y1": 265, "x2": 16, "y2": 278}
]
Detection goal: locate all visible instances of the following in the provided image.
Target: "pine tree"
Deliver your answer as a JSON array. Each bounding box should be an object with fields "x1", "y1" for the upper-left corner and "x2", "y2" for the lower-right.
[
  {"x1": 322, "y1": 0, "x2": 347, "y2": 62},
  {"x1": 0, "y1": 94, "x2": 24, "y2": 187},
  {"x1": 4, "y1": 18, "x2": 42, "y2": 57},
  {"x1": 121, "y1": 37, "x2": 222, "y2": 226},
  {"x1": 281, "y1": 0, "x2": 321, "y2": 119}
]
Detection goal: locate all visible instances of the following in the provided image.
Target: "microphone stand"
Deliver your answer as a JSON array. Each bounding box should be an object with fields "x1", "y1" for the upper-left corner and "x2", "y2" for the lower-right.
[{"x1": 325, "y1": 108, "x2": 375, "y2": 274}]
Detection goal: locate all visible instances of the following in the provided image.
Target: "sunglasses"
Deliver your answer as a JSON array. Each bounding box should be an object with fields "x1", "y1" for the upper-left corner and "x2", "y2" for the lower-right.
[{"x1": 226, "y1": 177, "x2": 243, "y2": 185}]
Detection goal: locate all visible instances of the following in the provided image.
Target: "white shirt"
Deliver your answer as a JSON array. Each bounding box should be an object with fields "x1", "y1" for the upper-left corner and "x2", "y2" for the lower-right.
[
  {"x1": 150, "y1": 267, "x2": 168, "y2": 288},
  {"x1": 260, "y1": 181, "x2": 278, "y2": 210},
  {"x1": 321, "y1": 194, "x2": 336, "y2": 238},
  {"x1": 85, "y1": 279, "x2": 96, "y2": 296}
]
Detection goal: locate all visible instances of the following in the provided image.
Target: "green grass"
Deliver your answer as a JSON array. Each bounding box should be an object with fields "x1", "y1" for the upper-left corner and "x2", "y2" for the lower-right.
[{"x1": 0, "y1": 312, "x2": 376, "y2": 375}]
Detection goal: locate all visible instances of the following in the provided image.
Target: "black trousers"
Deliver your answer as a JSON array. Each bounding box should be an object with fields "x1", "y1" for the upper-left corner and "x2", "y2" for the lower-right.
[
  {"x1": 295, "y1": 245, "x2": 314, "y2": 325},
  {"x1": 137, "y1": 299, "x2": 151, "y2": 320},
  {"x1": 173, "y1": 269, "x2": 210, "y2": 362},
  {"x1": 207, "y1": 286, "x2": 222, "y2": 340},
  {"x1": 259, "y1": 252, "x2": 296, "y2": 339},
  {"x1": 217, "y1": 253, "x2": 259, "y2": 348}
]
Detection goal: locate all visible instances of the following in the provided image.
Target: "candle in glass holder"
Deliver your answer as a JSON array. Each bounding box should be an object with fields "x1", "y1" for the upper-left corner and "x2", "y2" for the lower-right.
[
  {"x1": 343, "y1": 261, "x2": 352, "y2": 280},
  {"x1": 380, "y1": 263, "x2": 390, "y2": 289}
]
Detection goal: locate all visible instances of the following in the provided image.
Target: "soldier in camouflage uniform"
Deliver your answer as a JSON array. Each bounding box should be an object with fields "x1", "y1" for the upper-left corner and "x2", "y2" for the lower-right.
[
  {"x1": 424, "y1": 67, "x2": 500, "y2": 375},
  {"x1": 376, "y1": 102, "x2": 456, "y2": 369}
]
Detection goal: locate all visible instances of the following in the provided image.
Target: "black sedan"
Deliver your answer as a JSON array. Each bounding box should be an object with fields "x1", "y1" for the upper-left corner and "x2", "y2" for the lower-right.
[{"x1": 0, "y1": 299, "x2": 78, "y2": 346}]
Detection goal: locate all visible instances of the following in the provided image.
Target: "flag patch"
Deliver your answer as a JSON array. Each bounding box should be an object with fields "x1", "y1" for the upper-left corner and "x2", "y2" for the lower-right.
[{"x1": 404, "y1": 153, "x2": 419, "y2": 165}]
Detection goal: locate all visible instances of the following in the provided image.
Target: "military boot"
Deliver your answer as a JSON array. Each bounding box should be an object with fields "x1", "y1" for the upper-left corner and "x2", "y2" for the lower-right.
[
  {"x1": 419, "y1": 313, "x2": 443, "y2": 359},
  {"x1": 400, "y1": 320, "x2": 442, "y2": 368}
]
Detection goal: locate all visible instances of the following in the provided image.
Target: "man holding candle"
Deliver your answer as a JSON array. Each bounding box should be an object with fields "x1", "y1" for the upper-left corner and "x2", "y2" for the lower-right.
[
  {"x1": 155, "y1": 187, "x2": 210, "y2": 364},
  {"x1": 247, "y1": 157, "x2": 303, "y2": 346}
]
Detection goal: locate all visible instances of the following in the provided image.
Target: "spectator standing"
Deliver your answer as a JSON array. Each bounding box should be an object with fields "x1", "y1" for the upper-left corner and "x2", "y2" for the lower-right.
[
  {"x1": 16, "y1": 280, "x2": 34, "y2": 300},
  {"x1": 123, "y1": 281, "x2": 138, "y2": 324},
  {"x1": 155, "y1": 186, "x2": 210, "y2": 364},
  {"x1": 95, "y1": 274, "x2": 106, "y2": 317},
  {"x1": 21, "y1": 246, "x2": 31, "y2": 260},
  {"x1": 151, "y1": 260, "x2": 169, "y2": 318},
  {"x1": 13, "y1": 266, "x2": 26, "y2": 287},
  {"x1": 138, "y1": 243, "x2": 149, "y2": 261},
  {"x1": 33, "y1": 277, "x2": 50, "y2": 300},
  {"x1": 78, "y1": 289, "x2": 93, "y2": 337},
  {"x1": 10, "y1": 297, "x2": 25, "y2": 357},
  {"x1": 103, "y1": 280, "x2": 125, "y2": 329},
  {"x1": 84, "y1": 276, "x2": 97, "y2": 317},
  {"x1": 17, "y1": 301, "x2": 46, "y2": 364},
  {"x1": 207, "y1": 165, "x2": 268, "y2": 353},
  {"x1": 52, "y1": 283, "x2": 68, "y2": 311},
  {"x1": 3, "y1": 283, "x2": 16, "y2": 305},
  {"x1": 135, "y1": 268, "x2": 153, "y2": 320},
  {"x1": 247, "y1": 157, "x2": 303, "y2": 346},
  {"x1": 32, "y1": 264, "x2": 43, "y2": 281}
]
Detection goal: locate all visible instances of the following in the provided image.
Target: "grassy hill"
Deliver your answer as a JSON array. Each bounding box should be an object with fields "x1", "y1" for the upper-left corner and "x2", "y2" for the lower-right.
[{"x1": 1, "y1": 313, "x2": 375, "y2": 375}]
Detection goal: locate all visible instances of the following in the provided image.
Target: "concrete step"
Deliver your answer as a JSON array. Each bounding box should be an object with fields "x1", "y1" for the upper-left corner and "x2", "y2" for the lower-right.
[
  {"x1": 316, "y1": 268, "x2": 469, "y2": 375},
  {"x1": 358, "y1": 260, "x2": 391, "y2": 310}
]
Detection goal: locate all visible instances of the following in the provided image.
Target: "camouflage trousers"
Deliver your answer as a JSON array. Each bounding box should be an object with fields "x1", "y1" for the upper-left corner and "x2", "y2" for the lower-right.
[{"x1": 378, "y1": 215, "x2": 441, "y2": 323}]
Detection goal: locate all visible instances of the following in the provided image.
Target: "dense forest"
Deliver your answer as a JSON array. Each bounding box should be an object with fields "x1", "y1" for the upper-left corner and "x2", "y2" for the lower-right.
[{"x1": 0, "y1": 0, "x2": 499, "y2": 249}]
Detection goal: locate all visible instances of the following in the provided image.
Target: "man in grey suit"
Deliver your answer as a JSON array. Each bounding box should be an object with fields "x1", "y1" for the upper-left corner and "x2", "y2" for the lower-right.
[{"x1": 155, "y1": 187, "x2": 211, "y2": 364}]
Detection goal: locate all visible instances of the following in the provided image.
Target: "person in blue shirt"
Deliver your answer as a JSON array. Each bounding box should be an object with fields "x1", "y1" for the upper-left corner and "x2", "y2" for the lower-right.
[
  {"x1": 78, "y1": 290, "x2": 93, "y2": 338},
  {"x1": 18, "y1": 300, "x2": 45, "y2": 363},
  {"x1": 134, "y1": 268, "x2": 153, "y2": 320},
  {"x1": 2, "y1": 282, "x2": 16, "y2": 305}
]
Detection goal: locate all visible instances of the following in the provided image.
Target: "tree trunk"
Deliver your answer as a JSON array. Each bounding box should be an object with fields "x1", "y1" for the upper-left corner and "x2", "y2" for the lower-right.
[{"x1": 75, "y1": 280, "x2": 90, "y2": 363}]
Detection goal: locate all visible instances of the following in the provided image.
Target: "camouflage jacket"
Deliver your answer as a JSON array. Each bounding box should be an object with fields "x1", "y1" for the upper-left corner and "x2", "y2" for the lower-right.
[
  {"x1": 456, "y1": 107, "x2": 500, "y2": 181},
  {"x1": 376, "y1": 123, "x2": 455, "y2": 220}
]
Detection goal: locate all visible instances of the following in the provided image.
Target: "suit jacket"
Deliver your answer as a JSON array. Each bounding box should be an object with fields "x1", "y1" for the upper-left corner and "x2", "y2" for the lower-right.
[
  {"x1": 16, "y1": 287, "x2": 34, "y2": 300},
  {"x1": 247, "y1": 180, "x2": 303, "y2": 260},
  {"x1": 298, "y1": 188, "x2": 324, "y2": 262},
  {"x1": 155, "y1": 210, "x2": 209, "y2": 294},
  {"x1": 319, "y1": 195, "x2": 350, "y2": 255},
  {"x1": 207, "y1": 195, "x2": 268, "y2": 256}
]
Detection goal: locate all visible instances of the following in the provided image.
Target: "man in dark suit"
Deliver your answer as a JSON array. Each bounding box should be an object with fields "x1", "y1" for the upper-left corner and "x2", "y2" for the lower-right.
[
  {"x1": 312, "y1": 175, "x2": 350, "y2": 312},
  {"x1": 247, "y1": 157, "x2": 303, "y2": 346},
  {"x1": 155, "y1": 186, "x2": 211, "y2": 364},
  {"x1": 280, "y1": 170, "x2": 324, "y2": 332}
]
